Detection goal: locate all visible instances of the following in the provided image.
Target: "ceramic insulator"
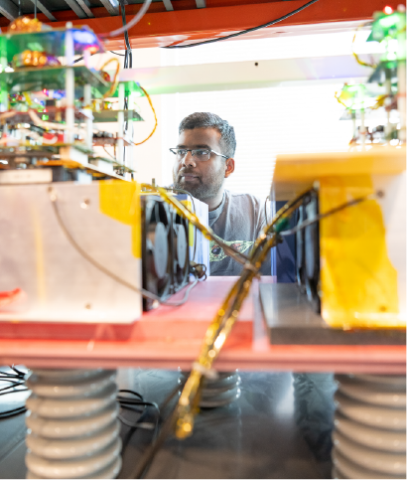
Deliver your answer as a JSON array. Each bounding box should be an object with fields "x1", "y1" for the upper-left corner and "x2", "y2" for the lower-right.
[
  {"x1": 180, "y1": 370, "x2": 241, "y2": 408},
  {"x1": 25, "y1": 369, "x2": 122, "y2": 479},
  {"x1": 332, "y1": 374, "x2": 406, "y2": 479}
]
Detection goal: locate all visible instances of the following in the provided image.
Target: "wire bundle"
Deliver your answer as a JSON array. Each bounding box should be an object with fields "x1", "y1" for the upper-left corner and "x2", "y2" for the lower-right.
[
  {"x1": 118, "y1": 388, "x2": 162, "y2": 457},
  {"x1": 0, "y1": 366, "x2": 28, "y2": 419},
  {"x1": 128, "y1": 191, "x2": 313, "y2": 479},
  {"x1": 157, "y1": 187, "x2": 249, "y2": 267},
  {"x1": 172, "y1": 189, "x2": 313, "y2": 439},
  {"x1": 128, "y1": 187, "x2": 379, "y2": 478}
]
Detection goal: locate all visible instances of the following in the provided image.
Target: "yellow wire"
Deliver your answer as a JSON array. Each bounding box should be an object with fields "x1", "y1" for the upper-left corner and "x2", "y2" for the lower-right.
[
  {"x1": 157, "y1": 187, "x2": 248, "y2": 265},
  {"x1": 352, "y1": 23, "x2": 377, "y2": 69},
  {"x1": 334, "y1": 90, "x2": 350, "y2": 110},
  {"x1": 23, "y1": 92, "x2": 33, "y2": 107},
  {"x1": 100, "y1": 57, "x2": 121, "y2": 99},
  {"x1": 371, "y1": 94, "x2": 388, "y2": 110},
  {"x1": 173, "y1": 188, "x2": 313, "y2": 439},
  {"x1": 134, "y1": 84, "x2": 158, "y2": 146}
]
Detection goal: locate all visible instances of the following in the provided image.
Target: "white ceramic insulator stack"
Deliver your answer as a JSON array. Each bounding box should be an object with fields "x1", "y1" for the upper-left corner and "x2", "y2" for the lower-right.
[
  {"x1": 180, "y1": 371, "x2": 241, "y2": 408},
  {"x1": 25, "y1": 369, "x2": 122, "y2": 479},
  {"x1": 200, "y1": 371, "x2": 241, "y2": 408},
  {"x1": 332, "y1": 374, "x2": 406, "y2": 479}
]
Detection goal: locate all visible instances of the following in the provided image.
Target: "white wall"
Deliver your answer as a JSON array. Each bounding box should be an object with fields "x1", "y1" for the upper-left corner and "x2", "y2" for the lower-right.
[{"x1": 87, "y1": 27, "x2": 386, "y2": 193}]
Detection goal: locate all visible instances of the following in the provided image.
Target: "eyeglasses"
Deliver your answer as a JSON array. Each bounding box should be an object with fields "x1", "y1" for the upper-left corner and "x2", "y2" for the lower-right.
[{"x1": 169, "y1": 148, "x2": 228, "y2": 162}]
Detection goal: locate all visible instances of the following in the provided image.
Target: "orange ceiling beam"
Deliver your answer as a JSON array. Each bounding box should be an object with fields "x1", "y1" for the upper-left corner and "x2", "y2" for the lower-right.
[{"x1": 0, "y1": 0, "x2": 399, "y2": 49}]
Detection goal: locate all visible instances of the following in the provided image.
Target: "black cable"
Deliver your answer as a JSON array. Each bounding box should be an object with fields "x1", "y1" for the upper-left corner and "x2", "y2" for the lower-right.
[
  {"x1": 110, "y1": 51, "x2": 126, "y2": 57},
  {"x1": 157, "y1": 381, "x2": 183, "y2": 416},
  {"x1": 279, "y1": 192, "x2": 379, "y2": 237},
  {"x1": 49, "y1": 191, "x2": 199, "y2": 307},
  {"x1": 0, "y1": 380, "x2": 26, "y2": 390},
  {"x1": 0, "y1": 406, "x2": 26, "y2": 419},
  {"x1": 11, "y1": 365, "x2": 26, "y2": 377},
  {"x1": 132, "y1": 406, "x2": 177, "y2": 479},
  {"x1": 118, "y1": 389, "x2": 162, "y2": 457},
  {"x1": 120, "y1": 382, "x2": 185, "y2": 479},
  {"x1": 118, "y1": 0, "x2": 133, "y2": 171},
  {"x1": 0, "y1": 367, "x2": 28, "y2": 419},
  {"x1": 34, "y1": 0, "x2": 37, "y2": 19},
  {"x1": 164, "y1": 0, "x2": 321, "y2": 49},
  {"x1": 119, "y1": 389, "x2": 144, "y2": 402},
  {"x1": 129, "y1": 381, "x2": 184, "y2": 479},
  {"x1": 0, "y1": 387, "x2": 28, "y2": 397}
]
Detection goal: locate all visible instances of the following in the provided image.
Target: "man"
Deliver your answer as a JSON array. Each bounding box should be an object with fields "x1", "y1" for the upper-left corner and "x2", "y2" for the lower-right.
[{"x1": 171, "y1": 112, "x2": 270, "y2": 276}]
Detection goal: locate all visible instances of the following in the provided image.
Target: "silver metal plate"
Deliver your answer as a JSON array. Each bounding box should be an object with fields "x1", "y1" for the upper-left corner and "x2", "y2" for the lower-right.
[
  {"x1": 0, "y1": 168, "x2": 52, "y2": 185},
  {"x1": 0, "y1": 182, "x2": 142, "y2": 323}
]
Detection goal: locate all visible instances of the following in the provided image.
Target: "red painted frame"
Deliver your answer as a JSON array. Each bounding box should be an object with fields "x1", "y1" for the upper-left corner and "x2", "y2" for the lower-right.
[
  {"x1": 0, "y1": 0, "x2": 400, "y2": 49},
  {"x1": 0, "y1": 278, "x2": 404, "y2": 373}
]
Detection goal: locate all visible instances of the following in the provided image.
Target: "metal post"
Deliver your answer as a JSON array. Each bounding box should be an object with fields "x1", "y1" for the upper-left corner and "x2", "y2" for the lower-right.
[
  {"x1": 118, "y1": 83, "x2": 125, "y2": 167},
  {"x1": 128, "y1": 91, "x2": 135, "y2": 177},
  {"x1": 384, "y1": 69, "x2": 392, "y2": 141},
  {"x1": 397, "y1": 5, "x2": 407, "y2": 142},
  {"x1": 65, "y1": 24, "x2": 75, "y2": 145},
  {"x1": 84, "y1": 84, "x2": 92, "y2": 150},
  {"x1": 360, "y1": 108, "x2": 366, "y2": 149},
  {"x1": 0, "y1": 37, "x2": 8, "y2": 112}
]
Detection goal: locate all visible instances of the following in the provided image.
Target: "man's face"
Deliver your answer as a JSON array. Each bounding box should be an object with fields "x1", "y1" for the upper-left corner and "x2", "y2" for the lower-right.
[{"x1": 172, "y1": 127, "x2": 230, "y2": 201}]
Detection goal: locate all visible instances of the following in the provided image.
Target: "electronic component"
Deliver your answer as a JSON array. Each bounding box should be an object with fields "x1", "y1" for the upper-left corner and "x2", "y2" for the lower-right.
[
  {"x1": 8, "y1": 16, "x2": 50, "y2": 33},
  {"x1": 295, "y1": 189, "x2": 320, "y2": 313},
  {"x1": 268, "y1": 146, "x2": 406, "y2": 331},
  {"x1": 269, "y1": 6, "x2": 407, "y2": 329},
  {"x1": 141, "y1": 194, "x2": 192, "y2": 311},
  {"x1": 12, "y1": 50, "x2": 60, "y2": 69},
  {"x1": 0, "y1": 14, "x2": 204, "y2": 328},
  {"x1": 141, "y1": 196, "x2": 172, "y2": 311},
  {"x1": 171, "y1": 208, "x2": 190, "y2": 293}
]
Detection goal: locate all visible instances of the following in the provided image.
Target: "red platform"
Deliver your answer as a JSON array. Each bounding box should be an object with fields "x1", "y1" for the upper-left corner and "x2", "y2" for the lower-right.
[{"x1": 0, "y1": 277, "x2": 404, "y2": 374}]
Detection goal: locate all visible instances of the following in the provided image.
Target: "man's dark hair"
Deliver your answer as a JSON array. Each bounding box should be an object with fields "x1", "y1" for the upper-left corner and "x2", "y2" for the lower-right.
[{"x1": 178, "y1": 112, "x2": 236, "y2": 158}]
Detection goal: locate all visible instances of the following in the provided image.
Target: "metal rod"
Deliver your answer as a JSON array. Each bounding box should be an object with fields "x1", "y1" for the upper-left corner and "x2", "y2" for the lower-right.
[
  {"x1": 118, "y1": 83, "x2": 125, "y2": 166},
  {"x1": 65, "y1": 26, "x2": 75, "y2": 145}
]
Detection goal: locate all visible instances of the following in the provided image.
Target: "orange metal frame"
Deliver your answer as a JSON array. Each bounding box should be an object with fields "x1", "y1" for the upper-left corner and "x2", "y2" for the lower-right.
[{"x1": 0, "y1": 0, "x2": 400, "y2": 49}]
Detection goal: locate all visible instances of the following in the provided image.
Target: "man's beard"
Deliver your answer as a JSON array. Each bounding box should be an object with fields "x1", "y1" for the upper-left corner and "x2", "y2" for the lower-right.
[{"x1": 173, "y1": 168, "x2": 224, "y2": 201}]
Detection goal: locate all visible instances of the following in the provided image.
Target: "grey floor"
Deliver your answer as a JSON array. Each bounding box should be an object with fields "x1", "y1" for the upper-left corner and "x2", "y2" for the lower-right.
[{"x1": 0, "y1": 369, "x2": 335, "y2": 479}]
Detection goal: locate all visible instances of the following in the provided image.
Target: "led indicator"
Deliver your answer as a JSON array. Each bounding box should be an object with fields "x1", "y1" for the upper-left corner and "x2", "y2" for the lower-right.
[{"x1": 384, "y1": 6, "x2": 393, "y2": 14}]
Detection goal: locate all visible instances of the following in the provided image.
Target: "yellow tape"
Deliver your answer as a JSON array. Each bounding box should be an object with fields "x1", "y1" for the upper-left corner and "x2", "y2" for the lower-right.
[
  {"x1": 181, "y1": 199, "x2": 195, "y2": 248},
  {"x1": 320, "y1": 175, "x2": 401, "y2": 329},
  {"x1": 99, "y1": 180, "x2": 141, "y2": 259}
]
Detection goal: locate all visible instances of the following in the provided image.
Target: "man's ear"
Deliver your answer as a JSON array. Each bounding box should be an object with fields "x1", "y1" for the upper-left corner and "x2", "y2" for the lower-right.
[{"x1": 224, "y1": 158, "x2": 235, "y2": 178}]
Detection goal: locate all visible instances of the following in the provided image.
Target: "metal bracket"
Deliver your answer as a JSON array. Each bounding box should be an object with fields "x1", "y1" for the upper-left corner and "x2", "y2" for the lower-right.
[
  {"x1": 99, "y1": 0, "x2": 120, "y2": 16},
  {"x1": 162, "y1": 0, "x2": 174, "y2": 12},
  {"x1": 28, "y1": 0, "x2": 57, "y2": 21},
  {"x1": 63, "y1": 0, "x2": 87, "y2": 19},
  {"x1": 0, "y1": 0, "x2": 19, "y2": 21},
  {"x1": 75, "y1": 0, "x2": 95, "y2": 18}
]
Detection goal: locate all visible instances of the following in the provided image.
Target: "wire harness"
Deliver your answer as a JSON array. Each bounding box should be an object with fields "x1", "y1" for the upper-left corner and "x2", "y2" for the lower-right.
[
  {"x1": 0, "y1": 366, "x2": 28, "y2": 419},
  {"x1": 164, "y1": 0, "x2": 321, "y2": 49}
]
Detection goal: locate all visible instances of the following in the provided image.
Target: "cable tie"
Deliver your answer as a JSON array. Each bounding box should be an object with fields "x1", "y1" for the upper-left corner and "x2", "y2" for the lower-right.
[{"x1": 192, "y1": 362, "x2": 218, "y2": 380}]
